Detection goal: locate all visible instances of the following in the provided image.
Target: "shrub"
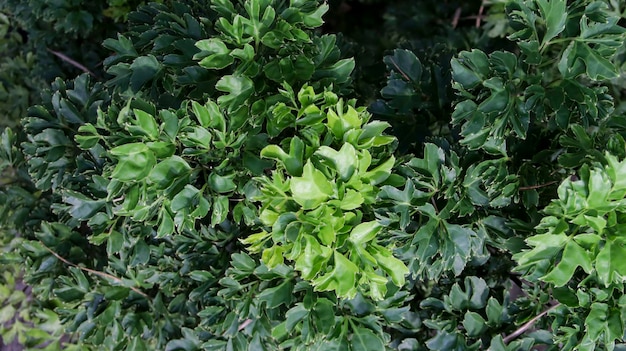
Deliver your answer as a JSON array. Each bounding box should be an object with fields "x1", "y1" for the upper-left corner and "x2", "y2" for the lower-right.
[{"x1": 2, "y1": 0, "x2": 626, "y2": 350}]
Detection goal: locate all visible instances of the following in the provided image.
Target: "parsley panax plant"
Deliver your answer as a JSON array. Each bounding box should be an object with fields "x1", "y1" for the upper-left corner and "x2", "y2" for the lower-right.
[{"x1": 0, "y1": 0, "x2": 626, "y2": 350}]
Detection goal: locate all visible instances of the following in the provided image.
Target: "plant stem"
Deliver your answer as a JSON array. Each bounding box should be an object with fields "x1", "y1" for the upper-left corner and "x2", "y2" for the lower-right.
[
  {"x1": 518, "y1": 181, "x2": 558, "y2": 191},
  {"x1": 46, "y1": 48, "x2": 98, "y2": 78},
  {"x1": 498, "y1": 303, "x2": 561, "y2": 346}
]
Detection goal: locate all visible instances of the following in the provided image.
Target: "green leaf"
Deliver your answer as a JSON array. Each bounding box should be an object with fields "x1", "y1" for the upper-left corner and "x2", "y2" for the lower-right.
[
  {"x1": 575, "y1": 41, "x2": 618, "y2": 80},
  {"x1": 62, "y1": 190, "x2": 105, "y2": 220},
  {"x1": 515, "y1": 233, "x2": 568, "y2": 267},
  {"x1": 362, "y1": 156, "x2": 395, "y2": 185},
  {"x1": 312, "y1": 251, "x2": 359, "y2": 298},
  {"x1": 261, "y1": 137, "x2": 304, "y2": 176},
  {"x1": 313, "y1": 58, "x2": 355, "y2": 84},
  {"x1": 195, "y1": 38, "x2": 229, "y2": 54},
  {"x1": 211, "y1": 195, "x2": 229, "y2": 225},
  {"x1": 463, "y1": 311, "x2": 487, "y2": 337},
  {"x1": 262, "y1": 245, "x2": 284, "y2": 269},
  {"x1": 351, "y1": 327, "x2": 384, "y2": 351},
  {"x1": 130, "y1": 55, "x2": 160, "y2": 92},
  {"x1": 199, "y1": 54, "x2": 234, "y2": 70},
  {"x1": 348, "y1": 222, "x2": 381, "y2": 245},
  {"x1": 215, "y1": 75, "x2": 254, "y2": 113},
  {"x1": 110, "y1": 143, "x2": 157, "y2": 181},
  {"x1": 536, "y1": 0, "x2": 567, "y2": 46},
  {"x1": 257, "y1": 281, "x2": 294, "y2": 309},
  {"x1": 208, "y1": 173, "x2": 237, "y2": 193},
  {"x1": 302, "y1": 4, "x2": 328, "y2": 28},
  {"x1": 340, "y1": 189, "x2": 364, "y2": 210},
  {"x1": 191, "y1": 101, "x2": 211, "y2": 128},
  {"x1": 595, "y1": 238, "x2": 626, "y2": 287},
  {"x1": 194, "y1": 37, "x2": 233, "y2": 69},
  {"x1": 286, "y1": 304, "x2": 308, "y2": 331},
  {"x1": 315, "y1": 143, "x2": 358, "y2": 181},
  {"x1": 171, "y1": 185, "x2": 201, "y2": 212},
  {"x1": 157, "y1": 208, "x2": 175, "y2": 238},
  {"x1": 370, "y1": 244, "x2": 409, "y2": 287},
  {"x1": 133, "y1": 109, "x2": 159, "y2": 140},
  {"x1": 75, "y1": 123, "x2": 101, "y2": 149},
  {"x1": 542, "y1": 240, "x2": 592, "y2": 287},
  {"x1": 148, "y1": 156, "x2": 191, "y2": 189},
  {"x1": 107, "y1": 231, "x2": 124, "y2": 255},
  {"x1": 130, "y1": 239, "x2": 150, "y2": 266},
  {"x1": 295, "y1": 234, "x2": 332, "y2": 279},
  {"x1": 452, "y1": 50, "x2": 489, "y2": 89},
  {"x1": 184, "y1": 126, "x2": 212, "y2": 149},
  {"x1": 383, "y1": 49, "x2": 422, "y2": 82},
  {"x1": 290, "y1": 161, "x2": 334, "y2": 210}
]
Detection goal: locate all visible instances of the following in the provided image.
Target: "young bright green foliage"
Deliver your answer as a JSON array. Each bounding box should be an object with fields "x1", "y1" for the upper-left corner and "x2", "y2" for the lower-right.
[
  {"x1": 516, "y1": 154, "x2": 626, "y2": 287},
  {"x1": 244, "y1": 87, "x2": 408, "y2": 300}
]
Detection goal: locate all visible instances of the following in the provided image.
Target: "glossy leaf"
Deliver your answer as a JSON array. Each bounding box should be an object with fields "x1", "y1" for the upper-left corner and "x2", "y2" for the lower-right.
[{"x1": 290, "y1": 161, "x2": 333, "y2": 210}]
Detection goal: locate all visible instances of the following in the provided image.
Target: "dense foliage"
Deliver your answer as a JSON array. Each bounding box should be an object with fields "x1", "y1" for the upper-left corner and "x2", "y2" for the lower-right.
[{"x1": 2, "y1": 0, "x2": 626, "y2": 350}]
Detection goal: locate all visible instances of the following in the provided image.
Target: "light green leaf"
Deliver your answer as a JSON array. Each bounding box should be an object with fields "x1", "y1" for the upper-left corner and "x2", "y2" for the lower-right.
[
  {"x1": 362, "y1": 156, "x2": 395, "y2": 185},
  {"x1": 315, "y1": 143, "x2": 358, "y2": 181},
  {"x1": 195, "y1": 38, "x2": 229, "y2": 54},
  {"x1": 274, "y1": 137, "x2": 304, "y2": 176},
  {"x1": 586, "y1": 168, "x2": 611, "y2": 208},
  {"x1": 595, "y1": 238, "x2": 626, "y2": 287},
  {"x1": 348, "y1": 222, "x2": 381, "y2": 245},
  {"x1": 542, "y1": 240, "x2": 592, "y2": 287},
  {"x1": 191, "y1": 101, "x2": 211, "y2": 128},
  {"x1": 370, "y1": 244, "x2": 409, "y2": 287},
  {"x1": 302, "y1": 3, "x2": 329, "y2": 28},
  {"x1": 515, "y1": 233, "x2": 568, "y2": 266},
  {"x1": 295, "y1": 235, "x2": 332, "y2": 279},
  {"x1": 290, "y1": 161, "x2": 334, "y2": 210},
  {"x1": 262, "y1": 246, "x2": 284, "y2": 269},
  {"x1": 133, "y1": 109, "x2": 159, "y2": 140},
  {"x1": 196, "y1": 38, "x2": 233, "y2": 70},
  {"x1": 340, "y1": 189, "x2": 364, "y2": 210},
  {"x1": 312, "y1": 251, "x2": 359, "y2": 298},
  {"x1": 110, "y1": 143, "x2": 156, "y2": 181}
]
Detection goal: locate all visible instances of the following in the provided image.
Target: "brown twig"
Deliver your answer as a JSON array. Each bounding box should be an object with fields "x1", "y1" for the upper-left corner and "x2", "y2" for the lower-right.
[
  {"x1": 518, "y1": 181, "x2": 558, "y2": 191},
  {"x1": 42, "y1": 243, "x2": 149, "y2": 299},
  {"x1": 452, "y1": 7, "x2": 462, "y2": 28},
  {"x1": 238, "y1": 319, "x2": 253, "y2": 331},
  {"x1": 476, "y1": 4, "x2": 485, "y2": 28},
  {"x1": 388, "y1": 58, "x2": 411, "y2": 82},
  {"x1": 46, "y1": 48, "x2": 98, "y2": 78},
  {"x1": 492, "y1": 303, "x2": 560, "y2": 348}
]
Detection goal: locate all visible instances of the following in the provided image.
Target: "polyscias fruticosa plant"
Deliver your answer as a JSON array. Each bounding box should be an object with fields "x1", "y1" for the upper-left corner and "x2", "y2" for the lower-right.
[
  {"x1": 2, "y1": 0, "x2": 626, "y2": 350},
  {"x1": 5, "y1": 0, "x2": 410, "y2": 349}
]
